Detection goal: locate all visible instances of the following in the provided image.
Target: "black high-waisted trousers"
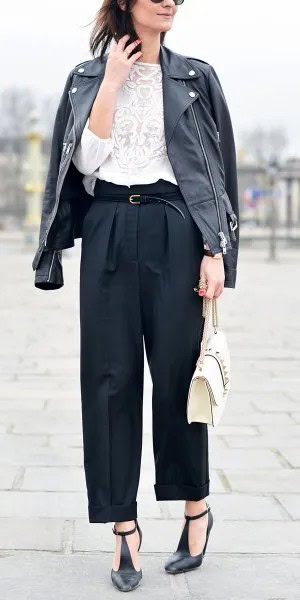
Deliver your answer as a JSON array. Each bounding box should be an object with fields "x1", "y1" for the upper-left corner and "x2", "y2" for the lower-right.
[{"x1": 79, "y1": 177, "x2": 209, "y2": 523}]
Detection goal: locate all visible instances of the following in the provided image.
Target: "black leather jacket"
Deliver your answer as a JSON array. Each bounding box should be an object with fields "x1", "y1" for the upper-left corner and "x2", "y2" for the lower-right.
[{"x1": 32, "y1": 43, "x2": 239, "y2": 290}]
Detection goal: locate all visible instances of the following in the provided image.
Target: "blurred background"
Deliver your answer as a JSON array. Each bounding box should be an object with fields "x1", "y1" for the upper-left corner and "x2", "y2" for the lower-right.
[{"x1": 0, "y1": 1, "x2": 299, "y2": 598}]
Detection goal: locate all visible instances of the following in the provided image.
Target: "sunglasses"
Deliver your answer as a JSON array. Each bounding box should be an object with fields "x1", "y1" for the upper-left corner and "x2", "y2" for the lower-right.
[{"x1": 150, "y1": 0, "x2": 184, "y2": 4}]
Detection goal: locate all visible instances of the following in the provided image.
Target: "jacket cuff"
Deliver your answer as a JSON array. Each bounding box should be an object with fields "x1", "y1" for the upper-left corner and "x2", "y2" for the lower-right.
[
  {"x1": 33, "y1": 248, "x2": 64, "y2": 290},
  {"x1": 224, "y1": 267, "x2": 237, "y2": 288}
]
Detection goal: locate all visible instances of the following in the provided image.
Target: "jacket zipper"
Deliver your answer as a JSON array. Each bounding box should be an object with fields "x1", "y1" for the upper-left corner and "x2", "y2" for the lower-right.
[
  {"x1": 47, "y1": 250, "x2": 56, "y2": 282},
  {"x1": 43, "y1": 139, "x2": 73, "y2": 247},
  {"x1": 182, "y1": 80, "x2": 228, "y2": 255}
]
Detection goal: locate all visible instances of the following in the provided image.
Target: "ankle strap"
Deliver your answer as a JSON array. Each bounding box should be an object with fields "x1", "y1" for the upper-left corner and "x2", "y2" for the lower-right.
[
  {"x1": 184, "y1": 503, "x2": 210, "y2": 521},
  {"x1": 112, "y1": 519, "x2": 137, "y2": 537}
]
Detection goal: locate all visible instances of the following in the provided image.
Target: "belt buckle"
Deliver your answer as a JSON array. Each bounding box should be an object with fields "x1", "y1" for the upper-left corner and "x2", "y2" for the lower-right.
[{"x1": 129, "y1": 194, "x2": 141, "y2": 204}]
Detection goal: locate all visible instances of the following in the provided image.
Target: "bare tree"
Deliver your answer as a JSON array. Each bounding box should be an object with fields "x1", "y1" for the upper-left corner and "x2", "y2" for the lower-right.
[
  {"x1": 240, "y1": 126, "x2": 288, "y2": 165},
  {"x1": 0, "y1": 86, "x2": 36, "y2": 139},
  {"x1": 0, "y1": 86, "x2": 36, "y2": 224}
]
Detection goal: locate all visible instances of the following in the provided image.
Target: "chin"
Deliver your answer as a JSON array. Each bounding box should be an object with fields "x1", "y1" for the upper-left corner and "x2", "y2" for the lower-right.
[{"x1": 159, "y1": 24, "x2": 173, "y2": 32}]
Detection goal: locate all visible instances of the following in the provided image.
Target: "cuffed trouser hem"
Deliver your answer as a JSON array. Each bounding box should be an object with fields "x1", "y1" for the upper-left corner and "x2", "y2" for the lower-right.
[
  {"x1": 88, "y1": 501, "x2": 137, "y2": 523},
  {"x1": 154, "y1": 481, "x2": 210, "y2": 501}
]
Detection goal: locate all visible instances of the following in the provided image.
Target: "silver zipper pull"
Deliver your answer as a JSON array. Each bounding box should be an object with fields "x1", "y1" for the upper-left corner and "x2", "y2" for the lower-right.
[
  {"x1": 218, "y1": 231, "x2": 227, "y2": 254},
  {"x1": 230, "y1": 214, "x2": 238, "y2": 231}
]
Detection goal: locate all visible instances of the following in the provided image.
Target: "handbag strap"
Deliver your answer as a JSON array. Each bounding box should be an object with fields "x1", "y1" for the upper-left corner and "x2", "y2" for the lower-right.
[{"x1": 197, "y1": 297, "x2": 218, "y2": 366}]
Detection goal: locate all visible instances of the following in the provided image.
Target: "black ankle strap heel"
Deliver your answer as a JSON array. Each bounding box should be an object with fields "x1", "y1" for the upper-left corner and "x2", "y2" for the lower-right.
[
  {"x1": 164, "y1": 501, "x2": 213, "y2": 575},
  {"x1": 184, "y1": 504, "x2": 211, "y2": 521},
  {"x1": 111, "y1": 518, "x2": 143, "y2": 591}
]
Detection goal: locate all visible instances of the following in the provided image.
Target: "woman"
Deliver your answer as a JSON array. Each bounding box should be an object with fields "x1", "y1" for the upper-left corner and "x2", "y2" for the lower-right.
[{"x1": 32, "y1": 0, "x2": 239, "y2": 592}]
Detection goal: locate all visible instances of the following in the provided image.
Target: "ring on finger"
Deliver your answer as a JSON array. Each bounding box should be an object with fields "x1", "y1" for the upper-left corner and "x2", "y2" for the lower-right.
[{"x1": 198, "y1": 278, "x2": 208, "y2": 289}]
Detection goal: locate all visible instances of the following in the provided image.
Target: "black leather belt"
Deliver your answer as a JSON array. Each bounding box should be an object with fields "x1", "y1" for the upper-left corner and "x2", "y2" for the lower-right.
[{"x1": 93, "y1": 191, "x2": 186, "y2": 220}]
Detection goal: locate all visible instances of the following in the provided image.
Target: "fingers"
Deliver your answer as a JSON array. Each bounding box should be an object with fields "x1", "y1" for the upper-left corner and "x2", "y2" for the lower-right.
[
  {"x1": 117, "y1": 33, "x2": 130, "y2": 51},
  {"x1": 117, "y1": 34, "x2": 141, "y2": 54},
  {"x1": 213, "y1": 282, "x2": 224, "y2": 298},
  {"x1": 128, "y1": 49, "x2": 143, "y2": 63},
  {"x1": 204, "y1": 281, "x2": 215, "y2": 300},
  {"x1": 198, "y1": 274, "x2": 224, "y2": 299}
]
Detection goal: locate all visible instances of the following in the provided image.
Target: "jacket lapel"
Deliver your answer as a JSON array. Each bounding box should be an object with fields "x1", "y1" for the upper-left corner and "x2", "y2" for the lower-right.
[{"x1": 69, "y1": 43, "x2": 202, "y2": 149}]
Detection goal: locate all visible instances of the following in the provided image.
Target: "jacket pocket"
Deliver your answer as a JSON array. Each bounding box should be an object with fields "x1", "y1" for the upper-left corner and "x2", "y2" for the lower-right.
[{"x1": 220, "y1": 191, "x2": 238, "y2": 242}]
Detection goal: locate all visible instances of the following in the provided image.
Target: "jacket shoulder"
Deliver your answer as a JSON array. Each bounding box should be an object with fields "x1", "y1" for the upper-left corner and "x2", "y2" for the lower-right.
[
  {"x1": 72, "y1": 58, "x2": 95, "y2": 71},
  {"x1": 185, "y1": 55, "x2": 213, "y2": 77}
]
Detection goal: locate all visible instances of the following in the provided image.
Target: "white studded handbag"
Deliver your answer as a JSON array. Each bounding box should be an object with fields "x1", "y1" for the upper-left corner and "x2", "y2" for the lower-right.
[{"x1": 187, "y1": 297, "x2": 230, "y2": 427}]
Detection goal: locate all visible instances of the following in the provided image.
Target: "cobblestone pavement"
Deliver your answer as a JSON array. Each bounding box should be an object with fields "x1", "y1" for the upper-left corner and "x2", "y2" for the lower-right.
[{"x1": 0, "y1": 239, "x2": 299, "y2": 599}]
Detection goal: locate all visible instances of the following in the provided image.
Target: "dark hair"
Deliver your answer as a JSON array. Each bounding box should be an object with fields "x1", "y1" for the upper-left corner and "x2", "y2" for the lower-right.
[{"x1": 88, "y1": 0, "x2": 167, "y2": 59}]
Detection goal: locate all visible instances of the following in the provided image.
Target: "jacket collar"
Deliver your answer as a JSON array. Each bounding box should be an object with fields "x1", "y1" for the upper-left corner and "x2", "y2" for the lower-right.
[
  {"x1": 69, "y1": 44, "x2": 201, "y2": 148},
  {"x1": 71, "y1": 44, "x2": 201, "y2": 81}
]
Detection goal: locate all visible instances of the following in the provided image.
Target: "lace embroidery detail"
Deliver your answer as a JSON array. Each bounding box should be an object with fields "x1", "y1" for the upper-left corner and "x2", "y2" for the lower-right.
[{"x1": 111, "y1": 63, "x2": 167, "y2": 172}]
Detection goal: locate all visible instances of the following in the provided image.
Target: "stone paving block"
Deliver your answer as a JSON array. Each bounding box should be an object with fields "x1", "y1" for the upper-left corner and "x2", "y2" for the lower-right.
[
  {"x1": 275, "y1": 494, "x2": 300, "y2": 520},
  {"x1": 286, "y1": 390, "x2": 300, "y2": 402},
  {"x1": 207, "y1": 435, "x2": 228, "y2": 451},
  {"x1": 224, "y1": 434, "x2": 300, "y2": 449},
  {"x1": 1, "y1": 551, "x2": 299, "y2": 599},
  {"x1": 45, "y1": 397, "x2": 81, "y2": 411},
  {"x1": 209, "y1": 425, "x2": 258, "y2": 437},
  {"x1": 221, "y1": 412, "x2": 294, "y2": 425},
  {"x1": 0, "y1": 491, "x2": 87, "y2": 518},
  {"x1": 186, "y1": 554, "x2": 300, "y2": 600},
  {"x1": 221, "y1": 399, "x2": 256, "y2": 416},
  {"x1": 290, "y1": 412, "x2": 300, "y2": 423},
  {"x1": 0, "y1": 434, "x2": 47, "y2": 449},
  {"x1": 209, "y1": 447, "x2": 281, "y2": 469},
  {"x1": 21, "y1": 467, "x2": 86, "y2": 492},
  {"x1": 0, "y1": 519, "x2": 64, "y2": 550},
  {"x1": 0, "y1": 552, "x2": 173, "y2": 600},
  {"x1": 0, "y1": 466, "x2": 19, "y2": 490},
  {"x1": 167, "y1": 493, "x2": 287, "y2": 520},
  {"x1": 223, "y1": 469, "x2": 300, "y2": 494},
  {"x1": 0, "y1": 398, "x2": 45, "y2": 410},
  {"x1": 0, "y1": 447, "x2": 83, "y2": 467},
  {"x1": 257, "y1": 424, "x2": 300, "y2": 436},
  {"x1": 0, "y1": 388, "x2": 57, "y2": 401},
  {"x1": 207, "y1": 520, "x2": 300, "y2": 553},
  {"x1": 48, "y1": 434, "x2": 83, "y2": 448},
  {"x1": 277, "y1": 448, "x2": 300, "y2": 468},
  {"x1": 232, "y1": 381, "x2": 300, "y2": 393},
  {"x1": 35, "y1": 357, "x2": 78, "y2": 371},
  {"x1": 0, "y1": 423, "x2": 8, "y2": 433},
  {"x1": 251, "y1": 393, "x2": 298, "y2": 412},
  {"x1": 5, "y1": 410, "x2": 82, "y2": 434}
]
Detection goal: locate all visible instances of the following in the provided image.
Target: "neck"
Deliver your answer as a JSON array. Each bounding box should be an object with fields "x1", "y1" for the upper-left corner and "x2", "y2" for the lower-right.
[{"x1": 134, "y1": 32, "x2": 161, "y2": 64}]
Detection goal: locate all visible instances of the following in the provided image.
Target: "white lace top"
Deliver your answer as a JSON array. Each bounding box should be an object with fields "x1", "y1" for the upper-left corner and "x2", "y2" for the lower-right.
[{"x1": 71, "y1": 61, "x2": 178, "y2": 193}]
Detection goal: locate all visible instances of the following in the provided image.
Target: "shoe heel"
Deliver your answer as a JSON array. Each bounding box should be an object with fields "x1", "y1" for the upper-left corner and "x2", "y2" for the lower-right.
[{"x1": 203, "y1": 509, "x2": 213, "y2": 556}]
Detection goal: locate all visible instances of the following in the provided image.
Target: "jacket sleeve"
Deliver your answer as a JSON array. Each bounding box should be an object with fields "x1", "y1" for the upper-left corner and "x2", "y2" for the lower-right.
[
  {"x1": 32, "y1": 69, "x2": 73, "y2": 291},
  {"x1": 207, "y1": 65, "x2": 240, "y2": 288},
  {"x1": 72, "y1": 117, "x2": 114, "y2": 175}
]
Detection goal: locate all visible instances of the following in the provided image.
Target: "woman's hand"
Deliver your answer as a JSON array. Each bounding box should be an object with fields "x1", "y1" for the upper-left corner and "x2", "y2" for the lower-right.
[
  {"x1": 198, "y1": 255, "x2": 225, "y2": 299},
  {"x1": 103, "y1": 34, "x2": 143, "y2": 91}
]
